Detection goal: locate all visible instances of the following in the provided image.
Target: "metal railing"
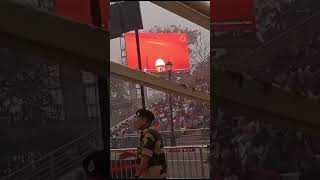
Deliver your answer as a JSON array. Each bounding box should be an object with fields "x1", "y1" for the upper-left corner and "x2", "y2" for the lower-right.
[
  {"x1": 111, "y1": 98, "x2": 165, "y2": 128},
  {"x1": 110, "y1": 145, "x2": 210, "y2": 179},
  {"x1": 110, "y1": 100, "x2": 137, "y2": 116},
  {"x1": 111, "y1": 128, "x2": 210, "y2": 148},
  {"x1": 124, "y1": 128, "x2": 210, "y2": 137},
  {"x1": 111, "y1": 103, "x2": 141, "y2": 127},
  {"x1": 0, "y1": 129, "x2": 98, "y2": 180}
]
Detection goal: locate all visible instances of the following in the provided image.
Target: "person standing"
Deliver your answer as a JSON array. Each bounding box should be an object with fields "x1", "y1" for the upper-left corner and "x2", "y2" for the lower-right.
[{"x1": 119, "y1": 109, "x2": 167, "y2": 179}]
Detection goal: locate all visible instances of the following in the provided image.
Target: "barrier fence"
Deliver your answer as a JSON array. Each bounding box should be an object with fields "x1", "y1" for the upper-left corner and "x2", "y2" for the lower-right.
[
  {"x1": 110, "y1": 145, "x2": 210, "y2": 179},
  {"x1": 122, "y1": 128, "x2": 210, "y2": 140},
  {"x1": 111, "y1": 128, "x2": 210, "y2": 148}
]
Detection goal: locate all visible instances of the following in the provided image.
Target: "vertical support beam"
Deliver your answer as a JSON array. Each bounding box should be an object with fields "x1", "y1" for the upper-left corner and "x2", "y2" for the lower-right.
[
  {"x1": 168, "y1": 71, "x2": 176, "y2": 146},
  {"x1": 135, "y1": 29, "x2": 146, "y2": 109},
  {"x1": 90, "y1": 0, "x2": 109, "y2": 178}
]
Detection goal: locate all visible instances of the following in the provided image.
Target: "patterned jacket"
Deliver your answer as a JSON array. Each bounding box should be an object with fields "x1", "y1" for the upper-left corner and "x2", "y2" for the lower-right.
[{"x1": 137, "y1": 127, "x2": 167, "y2": 179}]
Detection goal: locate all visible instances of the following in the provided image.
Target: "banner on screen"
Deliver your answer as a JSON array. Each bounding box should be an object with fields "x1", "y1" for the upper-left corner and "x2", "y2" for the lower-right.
[
  {"x1": 125, "y1": 32, "x2": 190, "y2": 73},
  {"x1": 55, "y1": 0, "x2": 108, "y2": 31},
  {"x1": 211, "y1": 0, "x2": 256, "y2": 31}
]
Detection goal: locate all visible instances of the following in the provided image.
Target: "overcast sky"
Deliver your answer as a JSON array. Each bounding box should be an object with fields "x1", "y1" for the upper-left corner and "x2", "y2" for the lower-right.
[{"x1": 110, "y1": 1, "x2": 210, "y2": 63}]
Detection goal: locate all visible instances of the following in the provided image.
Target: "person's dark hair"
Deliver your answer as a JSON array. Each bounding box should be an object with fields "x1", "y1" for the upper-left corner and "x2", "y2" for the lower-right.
[{"x1": 136, "y1": 108, "x2": 155, "y2": 122}]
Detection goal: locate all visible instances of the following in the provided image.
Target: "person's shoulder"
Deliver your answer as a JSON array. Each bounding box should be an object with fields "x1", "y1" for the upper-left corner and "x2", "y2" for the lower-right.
[
  {"x1": 144, "y1": 128, "x2": 161, "y2": 138},
  {"x1": 140, "y1": 129, "x2": 157, "y2": 142},
  {"x1": 148, "y1": 127, "x2": 160, "y2": 134}
]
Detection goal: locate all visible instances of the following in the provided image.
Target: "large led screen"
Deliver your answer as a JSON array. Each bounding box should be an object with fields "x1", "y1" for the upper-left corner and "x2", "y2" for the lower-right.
[{"x1": 125, "y1": 32, "x2": 190, "y2": 73}]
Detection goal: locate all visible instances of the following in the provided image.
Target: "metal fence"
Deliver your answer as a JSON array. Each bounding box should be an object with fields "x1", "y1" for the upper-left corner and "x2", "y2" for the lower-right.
[
  {"x1": 110, "y1": 103, "x2": 141, "y2": 127},
  {"x1": 111, "y1": 128, "x2": 210, "y2": 148},
  {"x1": 110, "y1": 145, "x2": 210, "y2": 179}
]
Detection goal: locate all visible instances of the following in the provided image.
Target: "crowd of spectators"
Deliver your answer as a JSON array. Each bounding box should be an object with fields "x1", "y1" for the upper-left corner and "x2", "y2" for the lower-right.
[
  {"x1": 190, "y1": 76, "x2": 210, "y2": 94},
  {"x1": 212, "y1": 109, "x2": 320, "y2": 180},
  {"x1": 110, "y1": 94, "x2": 209, "y2": 149},
  {"x1": 110, "y1": 57, "x2": 210, "y2": 149},
  {"x1": 150, "y1": 96, "x2": 209, "y2": 131},
  {"x1": 0, "y1": 151, "x2": 46, "y2": 178},
  {"x1": 179, "y1": 60, "x2": 210, "y2": 94},
  {"x1": 111, "y1": 95, "x2": 209, "y2": 138},
  {"x1": 111, "y1": 67, "x2": 210, "y2": 139}
]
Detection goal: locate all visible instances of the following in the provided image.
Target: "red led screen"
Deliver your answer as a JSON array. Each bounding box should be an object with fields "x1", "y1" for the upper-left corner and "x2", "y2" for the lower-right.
[
  {"x1": 125, "y1": 32, "x2": 190, "y2": 73},
  {"x1": 211, "y1": 0, "x2": 256, "y2": 31}
]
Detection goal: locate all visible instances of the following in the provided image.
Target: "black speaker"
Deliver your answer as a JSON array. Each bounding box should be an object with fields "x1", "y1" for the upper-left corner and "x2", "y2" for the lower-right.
[{"x1": 110, "y1": 1, "x2": 143, "y2": 39}]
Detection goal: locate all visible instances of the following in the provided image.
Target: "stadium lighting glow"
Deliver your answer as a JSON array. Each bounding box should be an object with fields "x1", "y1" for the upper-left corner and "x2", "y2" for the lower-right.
[
  {"x1": 155, "y1": 58, "x2": 166, "y2": 72},
  {"x1": 155, "y1": 58, "x2": 165, "y2": 66}
]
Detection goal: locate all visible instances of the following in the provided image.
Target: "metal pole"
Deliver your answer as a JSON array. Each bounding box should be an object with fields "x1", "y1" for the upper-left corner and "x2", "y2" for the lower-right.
[
  {"x1": 168, "y1": 71, "x2": 176, "y2": 146},
  {"x1": 134, "y1": 29, "x2": 146, "y2": 109}
]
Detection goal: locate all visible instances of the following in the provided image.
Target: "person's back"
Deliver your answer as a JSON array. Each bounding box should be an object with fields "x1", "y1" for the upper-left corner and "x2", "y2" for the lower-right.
[
  {"x1": 119, "y1": 109, "x2": 167, "y2": 179},
  {"x1": 138, "y1": 127, "x2": 167, "y2": 179}
]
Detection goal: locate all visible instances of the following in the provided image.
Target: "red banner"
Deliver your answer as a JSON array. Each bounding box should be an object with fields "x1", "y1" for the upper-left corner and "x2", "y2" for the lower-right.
[
  {"x1": 169, "y1": 148, "x2": 195, "y2": 152},
  {"x1": 211, "y1": 0, "x2": 256, "y2": 31},
  {"x1": 125, "y1": 32, "x2": 190, "y2": 73},
  {"x1": 111, "y1": 164, "x2": 138, "y2": 172},
  {"x1": 55, "y1": 0, "x2": 109, "y2": 31}
]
